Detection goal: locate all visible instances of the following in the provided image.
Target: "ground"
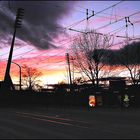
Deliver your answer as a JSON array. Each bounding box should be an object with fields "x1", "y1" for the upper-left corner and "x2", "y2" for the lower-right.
[{"x1": 0, "y1": 105, "x2": 139, "y2": 139}]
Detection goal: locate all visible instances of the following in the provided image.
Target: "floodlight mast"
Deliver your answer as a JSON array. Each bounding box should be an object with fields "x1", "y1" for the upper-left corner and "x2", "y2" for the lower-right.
[{"x1": 3, "y1": 8, "x2": 24, "y2": 90}]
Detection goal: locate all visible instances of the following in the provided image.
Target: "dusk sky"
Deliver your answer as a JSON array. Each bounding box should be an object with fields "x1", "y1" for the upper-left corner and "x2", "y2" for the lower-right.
[{"x1": 0, "y1": 1, "x2": 140, "y2": 85}]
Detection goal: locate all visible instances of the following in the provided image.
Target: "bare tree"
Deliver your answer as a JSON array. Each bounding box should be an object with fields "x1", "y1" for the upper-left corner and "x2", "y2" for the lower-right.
[
  {"x1": 71, "y1": 29, "x2": 113, "y2": 87},
  {"x1": 22, "y1": 65, "x2": 42, "y2": 90}
]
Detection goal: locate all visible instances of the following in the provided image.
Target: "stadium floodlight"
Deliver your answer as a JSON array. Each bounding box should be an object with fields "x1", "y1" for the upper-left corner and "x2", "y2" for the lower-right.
[{"x1": 15, "y1": 8, "x2": 24, "y2": 28}]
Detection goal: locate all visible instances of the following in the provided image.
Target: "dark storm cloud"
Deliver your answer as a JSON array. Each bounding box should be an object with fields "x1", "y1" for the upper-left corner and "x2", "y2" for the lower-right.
[
  {"x1": 0, "y1": 1, "x2": 76, "y2": 49},
  {"x1": 103, "y1": 41, "x2": 140, "y2": 65}
]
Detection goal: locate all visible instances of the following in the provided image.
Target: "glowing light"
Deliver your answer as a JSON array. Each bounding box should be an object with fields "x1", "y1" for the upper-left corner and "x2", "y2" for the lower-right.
[
  {"x1": 89, "y1": 95, "x2": 96, "y2": 107},
  {"x1": 124, "y1": 94, "x2": 129, "y2": 102}
]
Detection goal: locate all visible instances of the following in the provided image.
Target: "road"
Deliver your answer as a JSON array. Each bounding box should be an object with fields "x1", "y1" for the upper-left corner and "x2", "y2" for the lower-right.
[{"x1": 0, "y1": 106, "x2": 140, "y2": 139}]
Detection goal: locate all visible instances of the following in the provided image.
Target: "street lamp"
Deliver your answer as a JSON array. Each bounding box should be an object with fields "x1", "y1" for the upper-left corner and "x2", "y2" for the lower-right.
[{"x1": 11, "y1": 61, "x2": 22, "y2": 91}]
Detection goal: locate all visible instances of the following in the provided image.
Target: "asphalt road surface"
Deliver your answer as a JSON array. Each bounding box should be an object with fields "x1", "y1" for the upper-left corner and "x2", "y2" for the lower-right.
[{"x1": 0, "y1": 106, "x2": 140, "y2": 139}]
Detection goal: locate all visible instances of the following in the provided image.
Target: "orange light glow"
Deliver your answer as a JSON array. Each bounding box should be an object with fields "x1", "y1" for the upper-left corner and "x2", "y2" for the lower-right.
[{"x1": 89, "y1": 95, "x2": 96, "y2": 107}]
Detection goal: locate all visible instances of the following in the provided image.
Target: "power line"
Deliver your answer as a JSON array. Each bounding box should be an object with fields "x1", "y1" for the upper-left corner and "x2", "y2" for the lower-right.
[
  {"x1": 105, "y1": 19, "x2": 140, "y2": 39},
  {"x1": 12, "y1": 48, "x2": 35, "y2": 58},
  {"x1": 66, "y1": 1, "x2": 124, "y2": 29},
  {"x1": 68, "y1": 18, "x2": 140, "y2": 43},
  {"x1": 111, "y1": 36, "x2": 140, "y2": 48},
  {"x1": 0, "y1": 45, "x2": 24, "y2": 57},
  {"x1": 26, "y1": 51, "x2": 65, "y2": 68},
  {"x1": 4, "y1": 36, "x2": 74, "y2": 64},
  {"x1": 75, "y1": 3, "x2": 124, "y2": 18},
  {"x1": 96, "y1": 10, "x2": 140, "y2": 31},
  {"x1": 31, "y1": 62, "x2": 66, "y2": 73},
  {"x1": 87, "y1": 0, "x2": 124, "y2": 20},
  {"x1": 1, "y1": 48, "x2": 36, "y2": 61}
]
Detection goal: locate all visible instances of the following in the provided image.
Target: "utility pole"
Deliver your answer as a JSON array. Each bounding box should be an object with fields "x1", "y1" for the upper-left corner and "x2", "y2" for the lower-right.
[
  {"x1": 3, "y1": 8, "x2": 24, "y2": 91},
  {"x1": 70, "y1": 56, "x2": 75, "y2": 83},
  {"x1": 66, "y1": 53, "x2": 72, "y2": 92}
]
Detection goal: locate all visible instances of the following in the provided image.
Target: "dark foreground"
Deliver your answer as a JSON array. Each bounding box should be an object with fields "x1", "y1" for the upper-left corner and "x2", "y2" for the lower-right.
[{"x1": 0, "y1": 105, "x2": 139, "y2": 139}]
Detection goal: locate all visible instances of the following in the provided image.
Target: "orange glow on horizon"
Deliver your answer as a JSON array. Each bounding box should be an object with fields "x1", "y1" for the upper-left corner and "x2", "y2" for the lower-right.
[{"x1": 0, "y1": 59, "x2": 130, "y2": 85}]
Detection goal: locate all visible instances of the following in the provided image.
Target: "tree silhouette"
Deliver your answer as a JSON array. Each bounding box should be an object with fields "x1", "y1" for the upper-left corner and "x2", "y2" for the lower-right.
[
  {"x1": 71, "y1": 29, "x2": 113, "y2": 87},
  {"x1": 113, "y1": 41, "x2": 140, "y2": 85},
  {"x1": 21, "y1": 65, "x2": 42, "y2": 90},
  {"x1": 122, "y1": 42, "x2": 140, "y2": 85}
]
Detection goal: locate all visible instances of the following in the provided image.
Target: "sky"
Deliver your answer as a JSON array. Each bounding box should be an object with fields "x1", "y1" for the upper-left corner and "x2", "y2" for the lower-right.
[{"x1": 0, "y1": 1, "x2": 140, "y2": 85}]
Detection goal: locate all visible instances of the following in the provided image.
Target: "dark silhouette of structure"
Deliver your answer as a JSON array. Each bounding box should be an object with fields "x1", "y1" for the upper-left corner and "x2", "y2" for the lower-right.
[{"x1": 2, "y1": 8, "x2": 24, "y2": 91}]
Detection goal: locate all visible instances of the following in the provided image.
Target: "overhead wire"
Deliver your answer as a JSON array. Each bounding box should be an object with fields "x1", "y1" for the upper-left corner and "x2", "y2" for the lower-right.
[
  {"x1": 66, "y1": 0, "x2": 124, "y2": 29},
  {"x1": 1, "y1": 37, "x2": 72, "y2": 61},
  {"x1": 2, "y1": 1, "x2": 140, "y2": 75},
  {"x1": 26, "y1": 50, "x2": 66, "y2": 68},
  {"x1": 96, "y1": 10, "x2": 140, "y2": 31},
  {"x1": 1, "y1": 48, "x2": 36, "y2": 61},
  {"x1": 0, "y1": 1, "x2": 126, "y2": 62},
  {"x1": 0, "y1": 45, "x2": 25, "y2": 57}
]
